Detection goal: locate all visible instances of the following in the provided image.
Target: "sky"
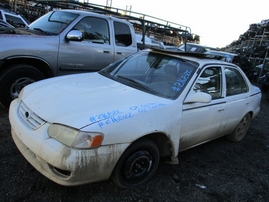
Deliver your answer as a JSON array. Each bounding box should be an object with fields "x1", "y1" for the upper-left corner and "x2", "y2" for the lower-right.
[{"x1": 87, "y1": 0, "x2": 268, "y2": 48}]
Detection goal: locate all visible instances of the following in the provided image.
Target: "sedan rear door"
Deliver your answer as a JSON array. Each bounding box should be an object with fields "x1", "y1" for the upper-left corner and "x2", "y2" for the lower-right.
[{"x1": 221, "y1": 66, "x2": 252, "y2": 135}]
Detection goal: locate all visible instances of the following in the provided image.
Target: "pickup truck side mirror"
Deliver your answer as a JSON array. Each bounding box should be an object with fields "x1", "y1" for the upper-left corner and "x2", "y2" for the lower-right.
[
  {"x1": 184, "y1": 92, "x2": 212, "y2": 104},
  {"x1": 66, "y1": 30, "x2": 84, "y2": 41}
]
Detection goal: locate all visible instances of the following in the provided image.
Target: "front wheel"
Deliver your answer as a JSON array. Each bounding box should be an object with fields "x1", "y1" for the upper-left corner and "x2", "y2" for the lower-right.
[
  {"x1": 111, "y1": 139, "x2": 160, "y2": 188},
  {"x1": 226, "y1": 113, "x2": 251, "y2": 142},
  {"x1": 0, "y1": 64, "x2": 46, "y2": 109}
]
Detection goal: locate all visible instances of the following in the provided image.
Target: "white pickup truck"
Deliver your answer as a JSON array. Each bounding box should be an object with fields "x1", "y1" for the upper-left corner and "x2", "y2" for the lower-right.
[{"x1": 0, "y1": 9, "x2": 138, "y2": 108}]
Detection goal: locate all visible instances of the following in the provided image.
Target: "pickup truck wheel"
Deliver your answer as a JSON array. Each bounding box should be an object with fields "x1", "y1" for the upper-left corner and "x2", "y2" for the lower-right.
[
  {"x1": 0, "y1": 64, "x2": 46, "y2": 109},
  {"x1": 226, "y1": 113, "x2": 251, "y2": 142},
  {"x1": 111, "y1": 139, "x2": 160, "y2": 188}
]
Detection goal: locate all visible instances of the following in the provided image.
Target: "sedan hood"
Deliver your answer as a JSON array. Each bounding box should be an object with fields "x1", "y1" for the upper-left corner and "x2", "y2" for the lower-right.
[{"x1": 21, "y1": 73, "x2": 169, "y2": 129}]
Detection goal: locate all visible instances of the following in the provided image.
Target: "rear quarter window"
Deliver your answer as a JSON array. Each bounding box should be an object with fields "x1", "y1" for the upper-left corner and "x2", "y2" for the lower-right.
[
  {"x1": 113, "y1": 21, "x2": 132, "y2": 47},
  {"x1": 225, "y1": 67, "x2": 248, "y2": 96},
  {"x1": 4, "y1": 14, "x2": 25, "y2": 27}
]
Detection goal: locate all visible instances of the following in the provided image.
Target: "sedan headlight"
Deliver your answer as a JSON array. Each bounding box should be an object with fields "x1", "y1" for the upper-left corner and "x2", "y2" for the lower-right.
[{"x1": 48, "y1": 124, "x2": 103, "y2": 149}]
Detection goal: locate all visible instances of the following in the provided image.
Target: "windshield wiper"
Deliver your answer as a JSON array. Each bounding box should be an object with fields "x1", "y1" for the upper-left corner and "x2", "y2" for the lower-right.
[
  {"x1": 116, "y1": 75, "x2": 154, "y2": 93},
  {"x1": 33, "y1": 28, "x2": 54, "y2": 35},
  {"x1": 49, "y1": 20, "x2": 68, "y2": 24},
  {"x1": 99, "y1": 70, "x2": 114, "y2": 79}
]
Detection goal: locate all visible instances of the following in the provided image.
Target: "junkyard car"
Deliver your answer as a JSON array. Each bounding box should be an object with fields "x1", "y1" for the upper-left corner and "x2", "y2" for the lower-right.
[
  {"x1": 0, "y1": 19, "x2": 13, "y2": 28},
  {"x1": 177, "y1": 43, "x2": 216, "y2": 53},
  {"x1": 136, "y1": 33, "x2": 165, "y2": 50},
  {"x1": 0, "y1": 9, "x2": 29, "y2": 27},
  {"x1": 204, "y1": 50, "x2": 254, "y2": 79},
  {"x1": 9, "y1": 49, "x2": 261, "y2": 188}
]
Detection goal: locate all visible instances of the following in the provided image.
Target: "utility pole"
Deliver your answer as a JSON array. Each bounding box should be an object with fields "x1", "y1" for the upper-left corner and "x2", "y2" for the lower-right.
[
  {"x1": 126, "y1": 5, "x2": 132, "y2": 15},
  {"x1": 106, "y1": 0, "x2": 112, "y2": 8}
]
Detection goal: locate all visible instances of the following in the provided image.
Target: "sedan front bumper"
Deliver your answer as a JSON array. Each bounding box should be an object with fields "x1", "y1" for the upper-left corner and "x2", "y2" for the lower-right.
[{"x1": 9, "y1": 99, "x2": 128, "y2": 186}]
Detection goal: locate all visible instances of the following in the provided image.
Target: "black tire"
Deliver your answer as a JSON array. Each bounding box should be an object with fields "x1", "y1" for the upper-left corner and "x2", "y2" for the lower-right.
[
  {"x1": 0, "y1": 64, "x2": 46, "y2": 109},
  {"x1": 111, "y1": 139, "x2": 160, "y2": 188},
  {"x1": 226, "y1": 113, "x2": 251, "y2": 142}
]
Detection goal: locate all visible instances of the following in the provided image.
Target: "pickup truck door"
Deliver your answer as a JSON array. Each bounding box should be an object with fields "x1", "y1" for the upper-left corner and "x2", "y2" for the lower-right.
[
  {"x1": 57, "y1": 16, "x2": 114, "y2": 75},
  {"x1": 112, "y1": 20, "x2": 138, "y2": 62}
]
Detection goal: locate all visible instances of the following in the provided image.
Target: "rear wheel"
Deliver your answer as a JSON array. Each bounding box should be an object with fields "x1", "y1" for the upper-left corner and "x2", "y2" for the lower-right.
[
  {"x1": 0, "y1": 64, "x2": 46, "y2": 109},
  {"x1": 226, "y1": 113, "x2": 251, "y2": 142},
  {"x1": 111, "y1": 139, "x2": 160, "y2": 188}
]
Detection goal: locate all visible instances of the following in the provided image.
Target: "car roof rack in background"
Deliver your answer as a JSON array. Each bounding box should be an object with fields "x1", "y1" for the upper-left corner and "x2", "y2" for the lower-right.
[
  {"x1": 150, "y1": 47, "x2": 209, "y2": 59},
  {"x1": 34, "y1": 1, "x2": 199, "y2": 48},
  {"x1": 150, "y1": 48, "x2": 241, "y2": 63}
]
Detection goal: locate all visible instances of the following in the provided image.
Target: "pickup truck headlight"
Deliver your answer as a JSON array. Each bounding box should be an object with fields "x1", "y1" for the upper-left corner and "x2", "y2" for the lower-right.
[{"x1": 48, "y1": 124, "x2": 103, "y2": 149}]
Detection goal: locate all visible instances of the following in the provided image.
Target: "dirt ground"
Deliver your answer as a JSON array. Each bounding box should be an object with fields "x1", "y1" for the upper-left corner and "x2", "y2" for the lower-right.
[{"x1": 0, "y1": 92, "x2": 269, "y2": 202}]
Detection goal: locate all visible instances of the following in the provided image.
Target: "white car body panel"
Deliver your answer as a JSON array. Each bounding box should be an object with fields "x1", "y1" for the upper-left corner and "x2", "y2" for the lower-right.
[
  {"x1": 9, "y1": 73, "x2": 182, "y2": 185},
  {"x1": 19, "y1": 73, "x2": 181, "y2": 145},
  {"x1": 10, "y1": 119, "x2": 130, "y2": 185},
  {"x1": 9, "y1": 50, "x2": 261, "y2": 186},
  {"x1": 180, "y1": 99, "x2": 226, "y2": 150}
]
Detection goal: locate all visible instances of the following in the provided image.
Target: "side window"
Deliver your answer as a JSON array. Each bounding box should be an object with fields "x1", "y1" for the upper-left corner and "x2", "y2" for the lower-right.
[
  {"x1": 0, "y1": 11, "x2": 3, "y2": 20},
  {"x1": 5, "y1": 14, "x2": 25, "y2": 27},
  {"x1": 113, "y1": 21, "x2": 132, "y2": 47},
  {"x1": 193, "y1": 66, "x2": 222, "y2": 99},
  {"x1": 73, "y1": 17, "x2": 110, "y2": 44},
  {"x1": 225, "y1": 67, "x2": 248, "y2": 96}
]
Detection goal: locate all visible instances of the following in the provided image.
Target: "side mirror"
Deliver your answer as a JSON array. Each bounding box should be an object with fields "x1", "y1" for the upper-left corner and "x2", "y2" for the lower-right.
[
  {"x1": 66, "y1": 30, "x2": 83, "y2": 41},
  {"x1": 184, "y1": 92, "x2": 212, "y2": 104}
]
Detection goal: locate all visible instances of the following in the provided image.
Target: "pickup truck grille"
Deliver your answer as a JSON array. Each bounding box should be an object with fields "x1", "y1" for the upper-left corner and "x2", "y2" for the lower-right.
[{"x1": 18, "y1": 101, "x2": 45, "y2": 130}]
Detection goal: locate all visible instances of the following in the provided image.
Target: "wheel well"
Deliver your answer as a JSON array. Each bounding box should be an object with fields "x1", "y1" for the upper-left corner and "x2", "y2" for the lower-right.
[
  {"x1": 0, "y1": 58, "x2": 54, "y2": 78},
  {"x1": 249, "y1": 111, "x2": 253, "y2": 119},
  {"x1": 245, "y1": 111, "x2": 253, "y2": 121},
  {"x1": 136, "y1": 133, "x2": 173, "y2": 158}
]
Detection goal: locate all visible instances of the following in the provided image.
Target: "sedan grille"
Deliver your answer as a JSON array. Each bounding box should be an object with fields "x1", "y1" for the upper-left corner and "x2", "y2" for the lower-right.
[{"x1": 18, "y1": 101, "x2": 45, "y2": 130}]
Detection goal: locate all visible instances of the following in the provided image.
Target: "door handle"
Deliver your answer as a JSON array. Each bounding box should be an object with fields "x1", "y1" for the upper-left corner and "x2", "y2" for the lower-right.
[
  {"x1": 117, "y1": 51, "x2": 122, "y2": 55},
  {"x1": 103, "y1": 50, "x2": 110, "y2": 53}
]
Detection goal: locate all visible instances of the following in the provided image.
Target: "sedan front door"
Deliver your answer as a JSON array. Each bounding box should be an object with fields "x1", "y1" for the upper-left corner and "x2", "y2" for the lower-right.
[{"x1": 179, "y1": 66, "x2": 226, "y2": 151}]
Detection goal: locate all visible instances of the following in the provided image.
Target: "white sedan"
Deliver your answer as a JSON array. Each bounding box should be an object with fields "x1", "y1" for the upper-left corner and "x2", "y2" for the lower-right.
[{"x1": 9, "y1": 49, "x2": 261, "y2": 188}]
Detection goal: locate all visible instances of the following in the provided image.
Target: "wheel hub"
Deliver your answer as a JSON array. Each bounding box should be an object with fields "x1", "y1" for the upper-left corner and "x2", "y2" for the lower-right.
[
  {"x1": 10, "y1": 77, "x2": 35, "y2": 99},
  {"x1": 123, "y1": 151, "x2": 152, "y2": 180}
]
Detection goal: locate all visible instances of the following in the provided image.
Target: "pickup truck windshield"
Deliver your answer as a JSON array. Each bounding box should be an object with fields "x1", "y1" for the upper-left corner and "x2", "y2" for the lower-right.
[{"x1": 28, "y1": 11, "x2": 78, "y2": 34}]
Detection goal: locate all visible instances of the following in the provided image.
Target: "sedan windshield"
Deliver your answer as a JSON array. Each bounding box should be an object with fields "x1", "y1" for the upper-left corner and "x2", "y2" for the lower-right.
[
  {"x1": 28, "y1": 11, "x2": 78, "y2": 34},
  {"x1": 100, "y1": 51, "x2": 198, "y2": 99}
]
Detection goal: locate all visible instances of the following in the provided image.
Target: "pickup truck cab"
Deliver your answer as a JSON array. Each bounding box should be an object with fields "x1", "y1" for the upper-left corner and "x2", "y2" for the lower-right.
[{"x1": 0, "y1": 9, "x2": 137, "y2": 108}]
